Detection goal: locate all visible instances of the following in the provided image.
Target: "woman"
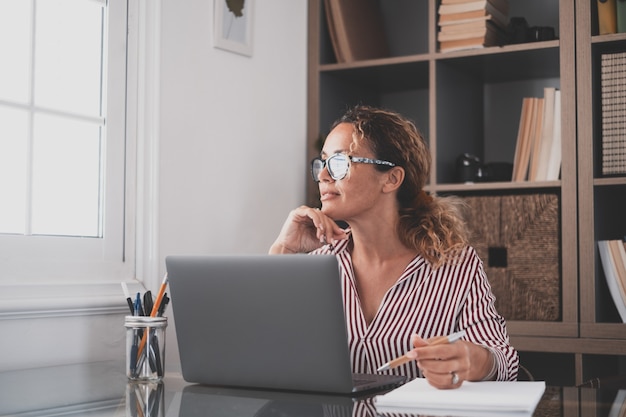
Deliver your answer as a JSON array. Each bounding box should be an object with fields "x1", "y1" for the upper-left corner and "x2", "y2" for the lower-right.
[{"x1": 270, "y1": 105, "x2": 519, "y2": 388}]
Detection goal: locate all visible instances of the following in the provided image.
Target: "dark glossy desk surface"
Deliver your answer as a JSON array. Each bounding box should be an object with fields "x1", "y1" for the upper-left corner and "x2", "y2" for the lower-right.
[{"x1": 0, "y1": 361, "x2": 622, "y2": 417}]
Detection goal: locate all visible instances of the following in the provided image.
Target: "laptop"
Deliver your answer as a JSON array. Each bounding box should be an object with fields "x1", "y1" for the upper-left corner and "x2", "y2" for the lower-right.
[{"x1": 166, "y1": 254, "x2": 406, "y2": 395}]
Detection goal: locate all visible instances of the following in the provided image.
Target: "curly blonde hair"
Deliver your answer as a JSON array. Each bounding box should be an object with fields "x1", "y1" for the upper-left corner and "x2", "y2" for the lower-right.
[{"x1": 332, "y1": 105, "x2": 469, "y2": 268}]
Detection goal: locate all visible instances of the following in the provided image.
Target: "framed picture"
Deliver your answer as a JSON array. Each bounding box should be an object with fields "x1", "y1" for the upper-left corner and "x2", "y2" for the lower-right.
[{"x1": 214, "y1": 0, "x2": 254, "y2": 57}]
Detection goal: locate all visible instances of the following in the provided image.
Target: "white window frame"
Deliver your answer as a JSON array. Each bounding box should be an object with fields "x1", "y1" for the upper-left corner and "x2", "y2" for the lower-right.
[{"x1": 0, "y1": 0, "x2": 161, "y2": 319}]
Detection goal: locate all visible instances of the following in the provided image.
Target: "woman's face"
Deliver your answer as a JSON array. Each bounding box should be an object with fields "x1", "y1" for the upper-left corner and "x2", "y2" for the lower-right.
[{"x1": 318, "y1": 123, "x2": 389, "y2": 221}]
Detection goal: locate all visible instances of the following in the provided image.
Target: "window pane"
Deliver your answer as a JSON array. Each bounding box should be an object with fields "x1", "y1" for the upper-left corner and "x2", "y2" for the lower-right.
[
  {"x1": 31, "y1": 114, "x2": 102, "y2": 237},
  {"x1": 34, "y1": 0, "x2": 104, "y2": 116},
  {"x1": 0, "y1": 0, "x2": 31, "y2": 103},
  {"x1": 0, "y1": 107, "x2": 28, "y2": 234}
]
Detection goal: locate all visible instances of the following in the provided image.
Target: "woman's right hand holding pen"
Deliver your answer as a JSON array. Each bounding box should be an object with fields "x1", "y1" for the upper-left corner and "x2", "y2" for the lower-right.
[
  {"x1": 269, "y1": 206, "x2": 349, "y2": 254},
  {"x1": 404, "y1": 331, "x2": 496, "y2": 389}
]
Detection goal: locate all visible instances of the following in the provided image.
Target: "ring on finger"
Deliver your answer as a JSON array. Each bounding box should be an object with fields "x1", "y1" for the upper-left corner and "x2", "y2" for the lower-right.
[{"x1": 451, "y1": 371, "x2": 459, "y2": 385}]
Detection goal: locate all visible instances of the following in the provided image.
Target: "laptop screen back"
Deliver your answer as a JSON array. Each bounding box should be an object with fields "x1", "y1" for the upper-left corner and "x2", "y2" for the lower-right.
[{"x1": 166, "y1": 254, "x2": 357, "y2": 393}]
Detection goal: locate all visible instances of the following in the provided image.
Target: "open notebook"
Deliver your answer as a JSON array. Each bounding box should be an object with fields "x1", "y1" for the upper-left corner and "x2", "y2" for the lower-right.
[{"x1": 166, "y1": 254, "x2": 406, "y2": 395}]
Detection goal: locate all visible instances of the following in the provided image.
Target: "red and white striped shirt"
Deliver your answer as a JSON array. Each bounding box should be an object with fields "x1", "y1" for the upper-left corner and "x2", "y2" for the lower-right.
[{"x1": 312, "y1": 239, "x2": 519, "y2": 381}]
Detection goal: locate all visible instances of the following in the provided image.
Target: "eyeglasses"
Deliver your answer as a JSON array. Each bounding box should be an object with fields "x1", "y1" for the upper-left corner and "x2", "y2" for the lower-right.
[{"x1": 310, "y1": 153, "x2": 396, "y2": 182}]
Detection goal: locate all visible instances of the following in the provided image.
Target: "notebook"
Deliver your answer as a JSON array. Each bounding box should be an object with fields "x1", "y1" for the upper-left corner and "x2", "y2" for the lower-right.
[{"x1": 166, "y1": 254, "x2": 406, "y2": 395}]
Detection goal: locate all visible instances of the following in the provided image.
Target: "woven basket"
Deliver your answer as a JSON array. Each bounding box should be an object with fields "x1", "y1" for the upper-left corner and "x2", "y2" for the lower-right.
[{"x1": 462, "y1": 193, "x2": 561, "y2": 321}]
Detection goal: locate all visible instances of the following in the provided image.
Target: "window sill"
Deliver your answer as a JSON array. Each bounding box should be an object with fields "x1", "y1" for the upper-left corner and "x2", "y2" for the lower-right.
[{"x1": 0, "y1": 281, "x2": 144, "y2": 319}]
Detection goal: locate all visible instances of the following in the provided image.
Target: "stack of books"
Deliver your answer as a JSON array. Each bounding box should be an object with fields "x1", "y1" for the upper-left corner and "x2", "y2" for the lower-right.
[
  {"x1": 437, "y1": 0, "x2": 509, "y2": 53},
  {"x1": 600, "y1": 51, "x2": 626, "y2": 176},
  {"x1": 511, "y1": 87, "x2": 562, "y2": 182}
]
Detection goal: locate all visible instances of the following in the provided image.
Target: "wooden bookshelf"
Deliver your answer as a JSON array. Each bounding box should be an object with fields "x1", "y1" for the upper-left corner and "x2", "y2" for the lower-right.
[
  {"x1": 307, "y1": 0, "x2": 626, "y2": 385},
  {"x1": 576, "y1": 0, "x2": 626, "y2": 383}
]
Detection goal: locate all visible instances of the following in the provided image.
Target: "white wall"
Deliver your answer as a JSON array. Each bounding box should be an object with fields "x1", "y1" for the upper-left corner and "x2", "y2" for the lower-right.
[
  {"x1": 0, "y1": 0, "x2": 308, "y2": 373},
  {"x1": 158, "y1": 0, "x2": 307, "y2": 257},
  {"x1": 157, "y1": 0, "x2": 308, "y2": 372}
]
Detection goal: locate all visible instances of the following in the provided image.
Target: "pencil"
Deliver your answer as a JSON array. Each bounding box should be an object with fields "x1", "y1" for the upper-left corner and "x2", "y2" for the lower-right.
[
  {"x1": 377, "y1": 330, "x2": 466, "y2": 372},
  {"x1": 149, "y1": 273, "x2": 169, "y2": 317}
]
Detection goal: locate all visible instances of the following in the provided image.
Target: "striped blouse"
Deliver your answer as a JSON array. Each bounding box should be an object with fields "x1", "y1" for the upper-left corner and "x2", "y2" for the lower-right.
[{"x1": 312, "y1": 238, "x2": 519, "y2": 381}]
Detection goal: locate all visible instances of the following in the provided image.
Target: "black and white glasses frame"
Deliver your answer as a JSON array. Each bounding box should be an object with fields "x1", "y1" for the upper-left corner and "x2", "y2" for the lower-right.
[{"x1": 311, "y1": 153, "x2": 396, "y2": 182}]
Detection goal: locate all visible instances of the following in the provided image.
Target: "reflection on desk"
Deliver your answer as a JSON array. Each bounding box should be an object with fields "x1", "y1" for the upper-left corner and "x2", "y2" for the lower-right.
[
  {"x1": 0, "y1": 361, "x2": 625, "y2": 417},
  {"x1": 0, "y1": 360, "x2": 126, "y2": 416},
  {"x1": 178, "y1": 384, "x2": 359, "y2": 417}
]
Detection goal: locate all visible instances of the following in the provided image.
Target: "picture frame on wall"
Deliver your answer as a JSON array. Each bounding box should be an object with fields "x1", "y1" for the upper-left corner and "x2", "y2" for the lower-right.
[{"x1": 214, "y1": 0, "x2": 253, "y2": 57}]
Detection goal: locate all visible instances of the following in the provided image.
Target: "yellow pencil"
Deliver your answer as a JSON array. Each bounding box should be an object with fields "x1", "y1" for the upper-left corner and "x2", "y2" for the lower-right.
[
  {"x1": 377, "y1": 330, "x2": 466, "y2": 372},
  {"x1": 149, "y1": 273, "x2": 169, "y2": 317}
]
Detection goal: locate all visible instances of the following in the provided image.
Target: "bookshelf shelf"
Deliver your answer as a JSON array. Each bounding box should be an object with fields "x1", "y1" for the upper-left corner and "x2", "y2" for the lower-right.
[
  {"x1": 319, "y1": 54, "x2": 432, "y2": 71},
  {"x1": 435, "y1": 39, "x2": 560, "y2": 59},
  {"x1": 580, "y1": 323, "x2": 626, "y2": 340},
  {"x1": 308, "y1": 0, "x2": 625, "y2": 385},
  {"x1": 593, "y1": 177, "x2": 626, "y2": 186},
  {"x1": 429, "y1": 180, "x2": 561, "y2": 193},
  {"x1": 592, "y1": 32, "x2": 626, "y2": 44}
]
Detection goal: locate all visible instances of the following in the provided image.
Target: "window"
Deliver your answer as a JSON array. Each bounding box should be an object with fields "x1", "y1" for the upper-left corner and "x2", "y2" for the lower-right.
[{"x1": 0, "y1": 0, "x2": 135, "y2": 284}]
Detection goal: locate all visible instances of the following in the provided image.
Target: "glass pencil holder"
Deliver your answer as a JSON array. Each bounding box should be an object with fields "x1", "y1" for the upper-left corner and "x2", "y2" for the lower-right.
[{"x1": 125, "y1": 316, "x2": 167, "y2": 381}]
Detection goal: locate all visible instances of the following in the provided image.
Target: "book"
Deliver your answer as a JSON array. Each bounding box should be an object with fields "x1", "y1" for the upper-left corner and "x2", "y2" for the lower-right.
[
  {"x1": 545, "y1": 89, "x2": 562, "y2": 181},
  {"x1": 618, "y1": 0, "x2": 626, "y2": 32},
  {"x1": 374, "y1": 377, "x2": 546, "y2": 416},
  {"x1": 438, "y1": 24, "x2": 493, "y2": 41},
  {"x1": 439, "y1": 36, "x2": 491, "y2": 52},
  {"x1": 534, "y1": 87, "x2": 557, "y2": 181},
  {"x1": 528, "y1": 97, "x2": 545, "y2": 181},
  {"x1": 323, "y1": 0, "x2": 389, "y2": 63},
  {"x1": 438, "y1": 8, "x2": 508, "y2": 29},
  {"x1": 598, "y1": 0, "x2": 618, "y2": 35},
  {"x1": 609, "y1": 239, "x2": 626, "y2": 305},
  {"x1": 517, "y1": 97, "x2": 540, "y2": 181},
  {"x1": 598, "y1": 240, "x2": 626, "y2": 323},
  {"x1": 323, "y1": 0, "x2": 344, "y2": 62},
  {"x1": 439, "y1": 0, "x2": 509, "y2": 16},
  {"x1": 512, "y1": 97, "x2": 534, "y2": 181},
  {"x1": 440, "y1": 19, "x2": 495, "y2": 34},
  {"x1": 439, "y1": 22, "x2": 506, "y2": 51},
  {"x1": 439, "y1": 16, "x2": 506, "y2": 34},
  {"x1": 609, "y1": 389, "x2": 626, "y2": 417},
  {"x1": 441, "y1": 0, "x2": 507, "y2": 7}
]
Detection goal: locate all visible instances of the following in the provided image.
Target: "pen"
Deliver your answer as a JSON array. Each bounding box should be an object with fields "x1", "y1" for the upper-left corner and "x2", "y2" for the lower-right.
[
  {"x1": 377, "y1": 330, "x2": 466, "y2": 372},
  {"x1": 134, "y1": 293, "x2": 141, "y2": 316},
  {"x1": 157, "y1": 294, "x2": 169, "y2": 317},
  {"x1": 143, "y1": 290, "x2": 153, "y2": 316},
  {"x1": 150, "y1": 335, "x2": 163, "y2": 376},
  {"x1": 121, "y1": 282, "x2": 134, "y2": 315}
]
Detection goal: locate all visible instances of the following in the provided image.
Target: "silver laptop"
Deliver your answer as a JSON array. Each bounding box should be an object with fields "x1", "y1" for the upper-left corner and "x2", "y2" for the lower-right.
[{"x1": 166, "y1": 254, "x2": 406, "y2": 395}]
